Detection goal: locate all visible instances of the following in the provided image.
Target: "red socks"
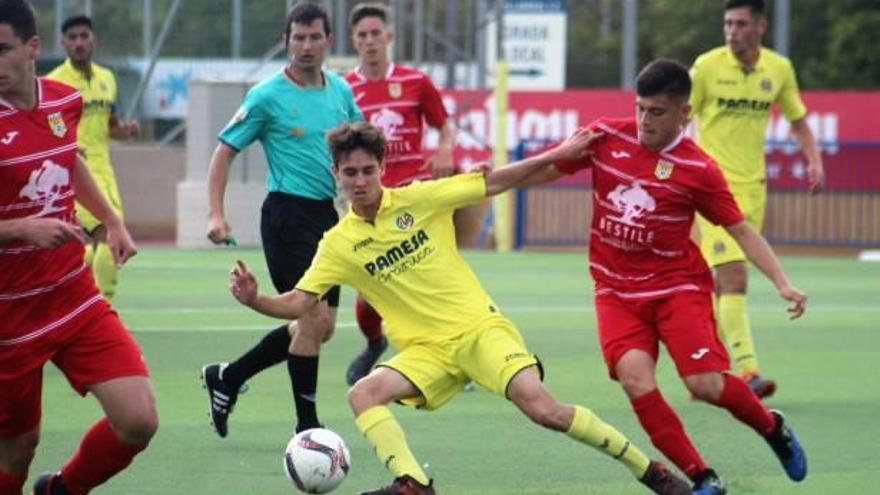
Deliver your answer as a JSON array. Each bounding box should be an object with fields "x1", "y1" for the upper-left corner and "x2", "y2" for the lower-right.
[
  {"x1": 713, "y1": 373, "x2": 776, "y2": 436},
  {"x1": 631, "y1": 389, "x2": 708, "y2": 480},
  {"x1": 0, "y1": 469, "x2": 26, "y2": 495},
  {"x1": 355, "y1": 296, "x2": 384, "y2": 342},
  {"x1": 60, "y1": 418, "x2": 147, "y2": 495}
]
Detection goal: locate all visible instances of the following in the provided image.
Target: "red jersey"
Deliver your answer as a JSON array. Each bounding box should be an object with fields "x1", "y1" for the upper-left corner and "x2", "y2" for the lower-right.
[
  {"x1": 0, "y1": 78, "x2": 100, "y2": 346},
  {"x1": 556, "y1": 118, "x2": 744, "y2": 300},
  {"x1": 345, "y1": 64, "x2": 448, "y2": 187}
]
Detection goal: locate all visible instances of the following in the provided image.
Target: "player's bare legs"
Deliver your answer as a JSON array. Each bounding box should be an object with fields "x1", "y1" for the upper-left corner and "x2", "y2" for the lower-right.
[
  {"x1": 348, "y1": 367, "x2": 433, "y2": 494},
  {"x1": 507, "y1": 366, "x2": 691, "y2": 494},
  {"x1": 34, "y1": 377, "x2": 157, "y2": 495},
  {"x1": 616, "y1": 350, "x2": 724, "y2": 493},
  {"x1": 0, "y1": 427, "x2": 40, "y2": 493},
  {"x1": 716, "y1": 261, "x2": 776, "y2": 398}
]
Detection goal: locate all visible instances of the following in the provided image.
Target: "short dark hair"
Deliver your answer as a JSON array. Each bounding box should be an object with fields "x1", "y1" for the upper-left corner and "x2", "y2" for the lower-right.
[
  {"x1": 0, "y1": 0, "x2": 37, "y2": 42},
  {"x1": 285, "y1": 2, "x2": 331, "y2": 42},
  {"x1": 635, "y1": 59, "x2": 692, "y2": 100},
  {"x1": 61, "y1": 14, "x2": 92, "y2": 34},
  {"x1": 725, "y1": 0, "x2": 765, "y2": 16},
  {"x1": 327, "y1": 122, "x2": 386, "y2": 166},
  {"x1": 349, "y1": 3, "x2": 389, "y2": 29}
]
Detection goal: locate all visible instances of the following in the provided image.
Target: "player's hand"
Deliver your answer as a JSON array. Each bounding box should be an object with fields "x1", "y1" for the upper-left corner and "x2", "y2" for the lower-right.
[
  {"x1": 547, "y1": 128, "x2": 603, "y2": 162},
  {"x1": 230, "y1": 259, "x2": 259, "y2": 306},
  {"x1": 806, "y1": 160, "x2": 824, "y2": 194},
  {"x1": 778, "y1": 284, "x2": 807, "y2": 320},
  {"x1": 20, "y1": 218, "x2": 86, "y2": 248},
  {"x1": 421, "y1": 146, "x2": 455, "y2": 179},
  {"x1": 471, "y1": 161, "x2": 492, "y2": 174},
  {"x1": 207, "y1": 213, "x2": 232, "y2": 245},
  {"x1": 104, "y1": 221, "x2": 138, "y2": 267}
]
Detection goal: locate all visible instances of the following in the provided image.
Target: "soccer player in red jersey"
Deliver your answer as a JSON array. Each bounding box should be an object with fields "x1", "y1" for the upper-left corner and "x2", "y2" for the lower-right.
[
  {"x1": 342, "y1": 3, "x2": 457, "y2": 385},
  {"x1": 0, "y1": 2, "x2": 156, "y2": 494},
  {"x1": 525, "y1": 60, "x2": 807, "y2": 494}
]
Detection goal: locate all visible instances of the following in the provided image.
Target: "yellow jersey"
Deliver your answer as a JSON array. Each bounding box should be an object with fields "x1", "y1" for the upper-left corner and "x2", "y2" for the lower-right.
[
  {"x1": 46, "y1": 59, "x2": 117, "y2": 173},
  {"x1": 690, "y1": 46, "x2": 807, "y2": 186},
  {"x1": 297, "y1": 173, "x2": 503, "y2": 349}
]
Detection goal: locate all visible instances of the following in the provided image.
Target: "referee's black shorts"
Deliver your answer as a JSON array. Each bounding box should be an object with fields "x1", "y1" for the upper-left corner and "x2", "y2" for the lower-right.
[{"x1": 260, "y1": 192, "x2": 340, "y2": 307}]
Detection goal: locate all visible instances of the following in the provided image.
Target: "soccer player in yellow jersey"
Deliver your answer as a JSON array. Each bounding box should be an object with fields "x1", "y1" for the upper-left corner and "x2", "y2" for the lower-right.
[
  {"x1": 689, "y1": 0, "x2": 824, "y2": 398},
  {"x1": 47, "y1": 15, "x2": 139, "y2": 301},
  {"x1": 227, "y1": 122, "x2": 692, "y2": 495}
]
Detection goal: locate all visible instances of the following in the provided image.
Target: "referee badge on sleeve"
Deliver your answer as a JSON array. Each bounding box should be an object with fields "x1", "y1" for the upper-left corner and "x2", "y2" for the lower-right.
[{"x1": 654, "y1": 160, "x2": 674, "y2": 180}]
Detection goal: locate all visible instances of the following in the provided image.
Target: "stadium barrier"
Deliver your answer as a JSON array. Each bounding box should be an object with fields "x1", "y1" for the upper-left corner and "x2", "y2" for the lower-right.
[{"x1": 513, "y1": 139, "x2": 880, "y2": 248}]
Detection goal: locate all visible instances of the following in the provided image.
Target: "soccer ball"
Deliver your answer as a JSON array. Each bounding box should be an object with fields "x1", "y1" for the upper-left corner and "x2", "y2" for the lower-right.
[{"x1": 283, "y1": 428, "x2": 351, "y2": 494}]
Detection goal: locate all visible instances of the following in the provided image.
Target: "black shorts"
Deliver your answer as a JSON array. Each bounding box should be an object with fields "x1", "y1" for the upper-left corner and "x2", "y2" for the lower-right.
[{"x1": 260, "y1": 192, "x2": 340, "y2": 307}]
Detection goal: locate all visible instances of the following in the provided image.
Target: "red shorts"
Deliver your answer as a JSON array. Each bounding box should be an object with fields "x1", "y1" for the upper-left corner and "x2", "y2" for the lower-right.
[
  {"x1": 595, "y1": 290, "x2": 730, "y2": 380},
  {"x1": 0, "y1": 300, "x2": 149, "y2": 436}
]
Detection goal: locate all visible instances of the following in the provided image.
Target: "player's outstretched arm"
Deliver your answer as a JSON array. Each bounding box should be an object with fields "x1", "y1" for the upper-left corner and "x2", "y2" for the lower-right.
[
  {"x1": 725, "y1": 221, "x2": 807, "y2": 319},
  {"x1": 72, "y1": 155, "x2": 137, "y2": 266},
  {"x1": 230, "y1": 260, "x2": 319, "y2": 319},
  {"x1": 206, "y1": 143, "x2": 238, "y2": 245},
  {"x1": 484, "y1": 128, "x2": 599, "y2": 196}
]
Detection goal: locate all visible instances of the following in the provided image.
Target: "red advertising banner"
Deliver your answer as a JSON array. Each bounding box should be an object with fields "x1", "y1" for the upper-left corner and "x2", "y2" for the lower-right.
[{"x1": 430, "y1": 90, "x2": 880, "y2": 192}]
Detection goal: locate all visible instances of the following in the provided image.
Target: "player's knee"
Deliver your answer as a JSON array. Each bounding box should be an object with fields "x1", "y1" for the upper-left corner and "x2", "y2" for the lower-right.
[
  {"x1": 111, "y1": 404, "x2": 159, "y2": 445},
  {"x1": 347, "y1": 378, "x2": 384, "y2": 413},
  {"x1": 618, "y1": 374, "x2": 656, "y2": 399},
  {"x1": 683, "y1": 374, "x2": 723, "y2": 403}
]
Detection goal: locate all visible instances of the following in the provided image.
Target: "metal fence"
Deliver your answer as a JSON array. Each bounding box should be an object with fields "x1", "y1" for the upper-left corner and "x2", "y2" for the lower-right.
[{"x1": 513, "y1": 139, "x2": 880, "y2": 248}]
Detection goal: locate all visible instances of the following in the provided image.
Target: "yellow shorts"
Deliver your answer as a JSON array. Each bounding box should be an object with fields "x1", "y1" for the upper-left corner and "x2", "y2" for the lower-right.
[
  {"x1": 75, "y1": 165, "x2": 124, "y2": 234},
  {"x1": 696, "y1": 183, "x2": 766, "y2": 267},
  {"x1": 380, "y1": 316, "x2": 539, "y2": 411}
]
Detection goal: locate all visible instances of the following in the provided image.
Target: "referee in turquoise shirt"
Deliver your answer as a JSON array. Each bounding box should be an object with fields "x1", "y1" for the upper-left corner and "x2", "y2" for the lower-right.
[{"x1": 201, "y1": 3, "x2": 362, "y2": 440}]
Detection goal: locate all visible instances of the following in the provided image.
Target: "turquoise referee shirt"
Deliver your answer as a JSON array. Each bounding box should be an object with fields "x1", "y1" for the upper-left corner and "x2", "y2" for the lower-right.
[{"x1": 219, "y1": 69, "x2": 363, "y2": 200}]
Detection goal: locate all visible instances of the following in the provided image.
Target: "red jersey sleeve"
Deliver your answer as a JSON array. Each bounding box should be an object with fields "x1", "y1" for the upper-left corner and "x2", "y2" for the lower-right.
[
  {"x1": 693, "y1": 162, "x2": 745, "y2": 226},
  {"x1": 419, "y1": 75, "x2": 448, "y2": 128}
]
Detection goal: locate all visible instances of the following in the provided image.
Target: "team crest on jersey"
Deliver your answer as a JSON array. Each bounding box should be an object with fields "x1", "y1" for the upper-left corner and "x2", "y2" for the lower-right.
[
  {"x1": 654, "y1": 160, "x2": 674, "y2": 180},
  {"x1": 290, "y1": 127, "x2": 305, "y2": 138},
  {"x1": 388, "y1": 83, "x2": 402, "y2": 99},
  {"x1": 395, "y1": 212, "x2": 415, "y2": 230},
  {"x1": 761, "y1": 78, "x2": 772, "y2": 92},
  {"x1": 713, "y1": 240, "x2": 726, "y2": 254},
  {"x1": 47, "y1": 112, "x2": 67, "y2": 138},
  {"x1": 99, "y1": 81, "x2": 108, "y2": 93}
]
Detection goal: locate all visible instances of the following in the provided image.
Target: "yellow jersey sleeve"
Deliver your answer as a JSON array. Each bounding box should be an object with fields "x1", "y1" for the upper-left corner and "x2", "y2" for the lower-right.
[
  {"x1": 689, "y1": 59, "x2": 707, "y2": 116},
  {"x1": 403, "y1": 173, "x2": 486, "y2": 211},
  {"x1": 296, "y1": 236, "x2": 347, "y2": 298},
  {"x1": 777, "y1": 59, "x2": 807, "y2": 122}
]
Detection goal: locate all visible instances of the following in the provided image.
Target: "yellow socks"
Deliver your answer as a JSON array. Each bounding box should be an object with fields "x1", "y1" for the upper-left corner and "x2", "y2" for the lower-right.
[
  {"x1": 718, "y1": 293, "x2": 759, "y2": 375},
  {"x1": 566, "y1": 405, "x2": 651, "y2": 479},
  {"x1": 355, "y1": 406, "x2": 429, "y2": 485},
  {"x1": 86, "y1": 242, "x2": 119, "y2": 301}
]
